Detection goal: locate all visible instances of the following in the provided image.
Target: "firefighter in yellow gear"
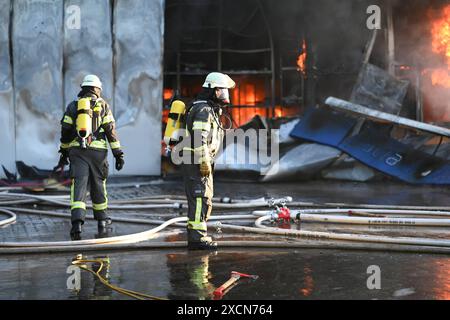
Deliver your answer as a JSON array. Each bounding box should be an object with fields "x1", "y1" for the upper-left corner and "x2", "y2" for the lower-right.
[
  {"x1": 182, "y1": 72, "x2": 235, "y2": 250},
  {"x1": 55, "y1": 75, "x2": 124, "y2": 240}
]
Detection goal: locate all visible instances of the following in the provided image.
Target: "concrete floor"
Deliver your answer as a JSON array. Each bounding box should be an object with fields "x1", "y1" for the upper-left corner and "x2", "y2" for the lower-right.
[{"x1": 0, "y1": 179, "x2": 449, "y2": 300}]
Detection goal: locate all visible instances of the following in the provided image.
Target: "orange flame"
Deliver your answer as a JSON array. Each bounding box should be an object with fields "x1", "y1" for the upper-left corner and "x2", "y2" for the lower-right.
[
  {"x1": 297, "y1": 40, "x2": 307, "y2": 74},
  {"x1": 163, "y1": 88, "x2": 174, "y2": 100},
  {"x1": 430, "y1": 6, "x2": 450, "y2": 88}
]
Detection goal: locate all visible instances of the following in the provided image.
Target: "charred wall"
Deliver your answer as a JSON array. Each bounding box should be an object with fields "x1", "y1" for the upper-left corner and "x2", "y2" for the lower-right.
[{"x1": 164, "y1": 0, "x2": 386, "y2": 121}]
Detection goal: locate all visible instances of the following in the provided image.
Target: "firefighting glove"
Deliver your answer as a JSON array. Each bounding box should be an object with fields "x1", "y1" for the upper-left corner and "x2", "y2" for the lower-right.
[
  {"x1": 113, "y1": 150, "x2": 125, "y2": 171},
  {"x1": 199, "y1": 153, "x2": 212, "y2": 177},
  {"x1": 53, "y1": 149, "x2": 69, "y2": 172},
  {"x1": 200, "y1": 161, "x2": 211, "y2": 177}
]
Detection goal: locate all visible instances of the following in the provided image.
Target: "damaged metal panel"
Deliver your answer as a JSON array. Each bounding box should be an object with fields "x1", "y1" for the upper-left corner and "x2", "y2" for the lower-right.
[
  {"x1": 262, "y1": 144, "x2": 341, "y2": 182},
  {"x1": 339, "y1": 128, "x2": 450, "y2": 185},
  {"x1": 278, "y1": 118, "x2": 300, "y2": 145},
  {"x1": 64, "y1": 0, "x2": 113, "y2": 108},
  {"x1": 215, "y1": 139, "x2": 264, "y2": 175},
  {"x1": 113, "y1": 0, "x2": 164, "y2": 175},
  {"x1": 290, "y1": 106, "x2": 357, "y2": 147},
  {"x1": 0, "y1": 0, "x2": 15, "y2": 178},
  {"x1": 350, "y1": 64, "x2": 409, "y2": 115},
  {"x1": 321, "y1": 156, "x2": 376, "y2": 182},
  {"x1": 12, "y1": 0, "x2": 63, "y2": 169},
  {"x1": 215, "y1": 117, "x2": 275, "y2": 177}
]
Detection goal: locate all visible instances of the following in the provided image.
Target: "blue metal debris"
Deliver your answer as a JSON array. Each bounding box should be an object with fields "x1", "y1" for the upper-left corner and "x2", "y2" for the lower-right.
[{"x1": 290, "y1": 107, "x2": 450, "y2": 185}]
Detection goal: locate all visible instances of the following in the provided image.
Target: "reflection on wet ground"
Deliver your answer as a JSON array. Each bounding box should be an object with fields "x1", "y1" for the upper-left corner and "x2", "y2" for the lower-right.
[
  {"x1": 1, "y1": 249, "x2": 450, "y2": 300},
  {"x1": 0, "y1": 179, "x2": 450, "y2": 299}
]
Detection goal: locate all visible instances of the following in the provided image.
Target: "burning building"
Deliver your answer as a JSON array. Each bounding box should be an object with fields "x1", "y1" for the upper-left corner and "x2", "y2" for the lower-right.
[
  {"x1": 164, "y1": 0, "x2": 450, "y2": 127},
  {"x1": 3, "y1": 0, "x2": 450, "y2": 178},
  {"x1": 163, "y1": 0, "x2": 387, "y2": 128}
]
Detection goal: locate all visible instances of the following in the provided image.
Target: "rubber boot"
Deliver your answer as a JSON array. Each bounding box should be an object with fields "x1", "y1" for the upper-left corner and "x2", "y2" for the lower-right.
[
  {"x1": 97, "y1": 218, "x2": 112, "y2": 238},
  {"x1": 70, "y1": 221, "x2": 83, "y2": 241},
  {"x1": 188, "y1": 236, "x2": 218, "y2": 251}
]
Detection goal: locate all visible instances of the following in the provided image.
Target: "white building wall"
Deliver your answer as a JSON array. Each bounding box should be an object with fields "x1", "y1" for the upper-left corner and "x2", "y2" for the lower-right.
[{"x1": 0, "y1": 1, "x2": 15, "y2": 176}]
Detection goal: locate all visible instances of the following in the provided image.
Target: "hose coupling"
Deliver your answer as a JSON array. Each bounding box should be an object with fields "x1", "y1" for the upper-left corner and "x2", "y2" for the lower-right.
[
  {"x1": 173, "y1": 202, "x2": 183, "y2": 209},
  {"x1": 220, "y1": 197, "x2": 232, "y2": 203},
  {"x1": 214, "y1": 222, "x2": 223, "y2": 234},
  {"x1": 269, "y1": 212, "x2": 278, "y2": 222},
  {"x1": 276, "y1": 207, "x2": 291, "y2": 223}
]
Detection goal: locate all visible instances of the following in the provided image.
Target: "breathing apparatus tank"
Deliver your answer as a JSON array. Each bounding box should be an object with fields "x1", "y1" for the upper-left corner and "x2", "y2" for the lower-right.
[
  {"x1": 76, "y1": 98, "x2": 93, "y2": 149},
  {"x1": 163, "y1": 100, "x2": 186, "y2": 147}
]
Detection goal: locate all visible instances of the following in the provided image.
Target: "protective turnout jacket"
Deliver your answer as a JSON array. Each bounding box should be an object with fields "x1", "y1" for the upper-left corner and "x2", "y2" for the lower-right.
[
  {"x1": 59, "y1": 93, "x2": 122, "y2": 154},
  {"x1": 183, "y1": 100, "x2": 224, "y2": 163}
]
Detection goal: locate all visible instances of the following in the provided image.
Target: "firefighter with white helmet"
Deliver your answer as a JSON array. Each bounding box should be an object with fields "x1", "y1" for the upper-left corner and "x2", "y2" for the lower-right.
[
  {"x1": 55, "y1": 74, "x2": 124, "y2": 240},
  {"x1": 182, "y1": 72, "x2": 235, "y2": 250}
]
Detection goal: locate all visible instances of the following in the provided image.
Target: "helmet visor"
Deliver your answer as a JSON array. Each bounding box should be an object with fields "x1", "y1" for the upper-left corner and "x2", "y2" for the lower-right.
[{"x1": 215, "y1": 88, "x2": 230, "y2": 104}]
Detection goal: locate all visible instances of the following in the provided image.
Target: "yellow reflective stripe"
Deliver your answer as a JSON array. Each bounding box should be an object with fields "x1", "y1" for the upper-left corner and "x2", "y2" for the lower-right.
[
  {"x1": 69, "y1": 140, "x2": 80, "y2": 147},
  {"x1": 70, "y1": 179, "x2": 74, "y2": 203},
  {"x1": 182, "y1": 146, "x2": 206, "y2": 152},
  {"x1": 71, "y1": 201, "x2": 86, "y2": 210},
  {"x1": 191, "y1": 197, "x2": 206, "y2": 230},
  {"x1": 102, "y1": 114, "x2": 115, "y2": 125},
  {"x1": 187, "y1": 197, "x2": 206, "y2": 230},
  {"x1": 188, "y1": 221, "x2": 207, "y2": 231},
  {"x1": 69, "y1": 139, "x2": 108, "y2": 149},
  {"x1": 109, "y1": 141, "x2": 121, "y2": 149},
  {"x1": 71, "y1": 179, "x2": 86, "y2": 210},
  {"x1": 195, "y1": 197, "x2": 202, "y2": 222},
  {"x1": 188, "y1": 197, "x2": 207, "y2": 231},
  {"x1": 63, "y1": 115, "x2": 73, "y2": 125},
  {"x1": 93, "y1": 180, "x2": 108, "y2": 211},
  {"x1": 60, "y1": 143, "x2": 70, "y2": 149},
  {"x1": 192, "y1": 121, "x2": 210, "y2": 131},
  {"x1": 93, "y1": 202, "x2": 108, "y2": 211},
  {"x1": 89, "y1": 140, "x2": 108, "y2": 149},
  {"x1": 194, "y1": 146, "x2": 207, "y2": 152}
]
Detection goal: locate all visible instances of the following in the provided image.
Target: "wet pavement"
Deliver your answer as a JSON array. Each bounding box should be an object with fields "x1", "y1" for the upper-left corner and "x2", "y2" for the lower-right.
[{"x1": 0, "y1": 179, "x2": 450, "y2": 300}]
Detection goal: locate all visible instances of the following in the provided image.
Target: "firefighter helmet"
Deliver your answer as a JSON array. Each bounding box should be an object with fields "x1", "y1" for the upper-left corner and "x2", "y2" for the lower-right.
[
  {"x1": 202, "y1": 72, "x2": 236, "y2": 89},
  {"x1": 81, "y1": 74, "x2": 103, "y2": 90}
]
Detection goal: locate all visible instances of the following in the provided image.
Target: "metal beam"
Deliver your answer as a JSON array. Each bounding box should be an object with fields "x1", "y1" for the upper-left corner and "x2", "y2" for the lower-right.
[
  {"x1": 325, "y1": 97, "x2": 450, "y2": 138},
  {"x1": 386, "y1": 0, "x2": 396, "y2": 76}
]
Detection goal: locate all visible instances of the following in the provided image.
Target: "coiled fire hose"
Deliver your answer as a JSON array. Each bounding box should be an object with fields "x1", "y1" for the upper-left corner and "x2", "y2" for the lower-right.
[{"x1": 72, "y1": 255, "x2": 167, "y2": 300}]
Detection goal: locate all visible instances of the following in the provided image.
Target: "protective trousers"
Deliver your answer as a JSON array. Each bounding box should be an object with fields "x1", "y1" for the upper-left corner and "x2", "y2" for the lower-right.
[
  {"x1": 69, "y1": 148, "x2": 110, "y2": 224},
  {"x1": 182, "y1": 163, "x2": 213, "y2": 243}
]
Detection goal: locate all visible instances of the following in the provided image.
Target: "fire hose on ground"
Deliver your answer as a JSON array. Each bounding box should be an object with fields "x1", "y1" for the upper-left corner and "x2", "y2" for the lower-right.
[
  {"x1": 1, "y1": 194, "x2": 450, "y2": 255},
  {"x1": 252, "y1": 208, "x2": 450, "y2": 222},
  {"x1": 0, "y1": 208, "x2": 16, "y2": 228},
  {"x1": 0, "y1": 193, "x2": 289, "y2": 210},
  {"x1": 4, "y1": 192, "x2": 450, "y2": 213}
]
